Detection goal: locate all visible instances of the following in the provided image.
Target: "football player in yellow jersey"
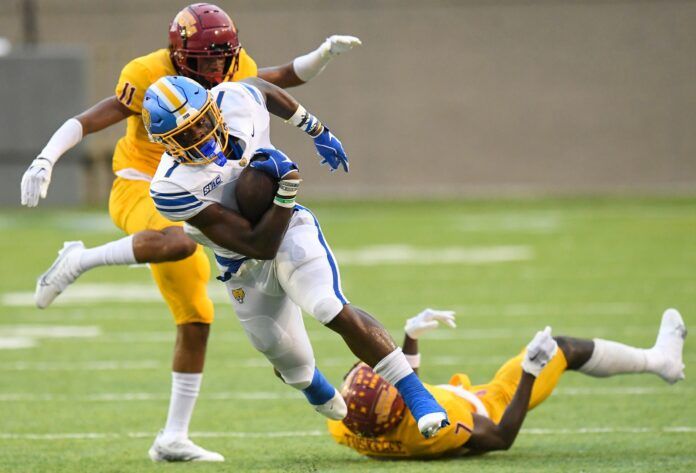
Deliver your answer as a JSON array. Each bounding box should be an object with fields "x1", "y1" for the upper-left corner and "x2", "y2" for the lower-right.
[
  {"x1": 328, "y1": 308, "x2": 686, "y2": 459},
  {"x1": 20, "y1": 3, "x2": 360, "y2": 462}
]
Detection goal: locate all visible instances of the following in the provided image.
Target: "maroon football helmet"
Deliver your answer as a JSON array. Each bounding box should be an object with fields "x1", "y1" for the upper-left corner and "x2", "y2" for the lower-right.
[
  {"x1": 168, "y1": 3, "x2": 241, "y2": 88},
  {"x1": 340, "y1": 363, "x2": 406, "y2": 437}
]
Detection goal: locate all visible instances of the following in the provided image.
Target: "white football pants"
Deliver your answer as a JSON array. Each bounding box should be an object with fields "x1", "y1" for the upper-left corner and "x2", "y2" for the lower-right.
[{"x1": 220, "y1": 206, "x2": 348, "y2": 389}]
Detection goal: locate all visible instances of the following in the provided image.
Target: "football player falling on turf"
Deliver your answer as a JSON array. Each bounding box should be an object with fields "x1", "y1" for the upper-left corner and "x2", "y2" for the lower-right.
[
  {"x1": 142, "y1": 74, "x2": 450, "y2": 457},
  {"x1": 327, "y1": 308, "x2": 686, "y2": 458},
  {"x1": 21, "y1": 3, "x2": 360, "y2": 462}
]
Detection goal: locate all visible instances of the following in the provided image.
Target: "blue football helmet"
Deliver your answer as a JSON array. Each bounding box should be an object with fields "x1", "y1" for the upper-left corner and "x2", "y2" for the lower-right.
[{"x1": 142, "y1": 75, "x2": 228, "y2": 164}]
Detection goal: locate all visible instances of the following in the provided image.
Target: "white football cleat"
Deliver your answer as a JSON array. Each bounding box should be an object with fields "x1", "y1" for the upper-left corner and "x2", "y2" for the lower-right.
[
  {"x1": 314, "y1": 389, "x2": 347, "y2": 420},
  {"x1": 148, "y1": 431, "x2": 224, "y2": 462},
  {"x1": 417, "y1": 412, "x2": 449, "y2": 438},
  {"x1": 35, "y1": 241, "x2": 85, "y2": 309},
  {"x1": 651, "y1": 308, "x2": 687, "y2": 384}
]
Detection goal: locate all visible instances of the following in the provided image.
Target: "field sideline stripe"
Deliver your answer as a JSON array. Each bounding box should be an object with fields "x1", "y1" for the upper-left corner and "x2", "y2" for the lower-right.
[
  {"x1": 0, "y1": 427, "x2": 693, "y2": 441},
  {"x1": 0, "y1": 387, "x2": 692, "y2": 402}
]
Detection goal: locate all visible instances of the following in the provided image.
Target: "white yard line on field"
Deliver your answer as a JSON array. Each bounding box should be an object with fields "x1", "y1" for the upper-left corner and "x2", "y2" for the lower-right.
[
  {"x1": 333, "y1": 245, "x2": 533, "y2": 266},
  {"x1": 0, "y1": 337, "x2": 37, "y2": 349},
  {"x1": 0, "y1": 426, "x2": 693, "y2": 441},
  {"x1": 0, "y1": 325, "x2": 101, "y2": 350},
  {"x1": 0, "y1": 392, "x2": 302, "y2": 402},
  {"x1": 2, "y1": 245, "x2": 531, "y2": 307},
  {"x1": 0, "y1": 360, "x2": 162, "y2": 371},
  {"x1": 0, "y1": 387, "x2": 691, "y2": 402}
]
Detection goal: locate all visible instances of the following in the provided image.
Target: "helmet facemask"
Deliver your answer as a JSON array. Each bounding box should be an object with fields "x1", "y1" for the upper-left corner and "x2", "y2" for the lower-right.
[
  {"x1": 173, "y1": 44, "x2": 240, "y2": 89},
  {"x1": 150, "y1": 94, "x2": 229, "y2": 165}
]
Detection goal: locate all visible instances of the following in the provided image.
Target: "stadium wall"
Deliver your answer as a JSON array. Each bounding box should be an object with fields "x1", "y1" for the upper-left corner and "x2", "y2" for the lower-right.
[{"x1": 0, "y1": 0, "x2": 694, "y2": 202}]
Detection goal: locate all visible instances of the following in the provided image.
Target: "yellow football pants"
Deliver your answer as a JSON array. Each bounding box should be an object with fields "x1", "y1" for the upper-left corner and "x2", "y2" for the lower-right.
[
  {"x1": 450, "y1": 348, "x2": 568, "y2": 423},
  {"x1": 108, "y1": 177, "x2": 214, "y2": 325}
]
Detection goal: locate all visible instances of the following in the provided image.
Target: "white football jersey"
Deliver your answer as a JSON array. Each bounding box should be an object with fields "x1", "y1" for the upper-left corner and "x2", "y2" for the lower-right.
[{"x1": 149, "y1": 81, "x2": 273, "y2": 262}]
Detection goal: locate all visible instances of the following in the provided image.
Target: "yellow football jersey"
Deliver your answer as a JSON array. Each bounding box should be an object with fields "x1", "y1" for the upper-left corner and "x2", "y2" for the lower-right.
[
  {"x1": 113, "y1": 48, "x2": 258, "y2": 176},
  {"x1": 327, "y1": 383, "x2": 475, "y2": 459}
]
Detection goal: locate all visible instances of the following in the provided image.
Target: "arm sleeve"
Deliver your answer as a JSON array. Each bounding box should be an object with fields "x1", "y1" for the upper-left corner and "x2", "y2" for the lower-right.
[
  {"x1": 114, "y1": 59, "x2": 151, "y2": 114},
  {"x1": 149, "y1": 179, "x2": 211, "y2": 222}
]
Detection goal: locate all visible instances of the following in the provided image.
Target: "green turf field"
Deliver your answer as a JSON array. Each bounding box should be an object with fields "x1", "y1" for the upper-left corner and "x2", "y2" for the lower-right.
[{"x1": 0, "y1": 197, "x2": 694, "y2": 472}]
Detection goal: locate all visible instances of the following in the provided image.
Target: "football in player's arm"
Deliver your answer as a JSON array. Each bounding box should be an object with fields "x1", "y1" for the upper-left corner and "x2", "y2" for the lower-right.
[
  {"x1": 23, "y1": 3, "x2": 361, "y2": 463},
  {"x1": 145, "y1": 75, "x2": 450, "y2": 440},
  {"x1": 328, "y1": 308, "x2": 686, "y2": 459}
]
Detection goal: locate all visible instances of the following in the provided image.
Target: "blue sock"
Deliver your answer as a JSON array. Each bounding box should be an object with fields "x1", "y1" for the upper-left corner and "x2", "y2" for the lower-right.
[
  {"x1": 302, "y1": 368, "x2": 335, "y2": 406},
  {"x1": 395, "y1": 372, "x2": 448, "y2": 423}
]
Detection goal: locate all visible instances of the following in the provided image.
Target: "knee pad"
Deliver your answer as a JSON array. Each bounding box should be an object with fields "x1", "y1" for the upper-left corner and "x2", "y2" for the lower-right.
[{"x1": 242, "y1": 315, "x2": 294, "y2": 358}]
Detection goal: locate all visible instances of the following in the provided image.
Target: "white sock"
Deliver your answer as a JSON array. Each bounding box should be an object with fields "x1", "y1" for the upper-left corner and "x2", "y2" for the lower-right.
[
  {"x1": 579, "y1": 339, "x2": 659, "y2": 377},
  {"x1": 78, "y1": 235, "x2": 136, "y2": 271},
  {"x1": 162, "y1": 372, "x2": 202, "y2": 441},
  {"x1": 373, "y1": 348, "x2": 413, "y2": 385}
]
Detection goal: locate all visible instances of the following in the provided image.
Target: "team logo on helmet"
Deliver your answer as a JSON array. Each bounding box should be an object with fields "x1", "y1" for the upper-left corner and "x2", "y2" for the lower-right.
[
  {"x1": 175, "y1": 10, "x2": 198, "y2": 38},
  {"x1": 340, "y1": 363, "x2": 406, "y2": 437},
  {"x1": 232, "y1": 288, "x2": 245, "y2": 303}
]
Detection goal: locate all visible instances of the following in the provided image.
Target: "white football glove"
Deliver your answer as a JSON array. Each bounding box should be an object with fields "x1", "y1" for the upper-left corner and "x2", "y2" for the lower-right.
[
  {"x1": 405, "y1": 308, "x2": 456, "y2": 339},
  {"x1": 21, "y1": 157, "x2": 53, "y2": 207},
  {"x1": 321, "y1": 35, "x2": 362, "y2": 57},
  {"x1": 521, "y1": 326, "x2": 558, "y2": 377}
]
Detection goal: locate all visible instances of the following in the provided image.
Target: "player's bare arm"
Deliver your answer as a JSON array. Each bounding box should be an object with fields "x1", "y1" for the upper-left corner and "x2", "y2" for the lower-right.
[
  {"x1": 257, "y1": 62, "x2": 304, "y2": 89},
  {"x1": 465, "y1": 373, "x2": 535, "y2": 454},
  {"x1": 242, "y1": 77, "x2": 299, "y2": 120},
  {"x1": 464, "y1": 328, "x2": 558, "y2": 454},
  {"x1": 75, "y1": 96, "x2": 135, "y2": 134},
  {"x1": 186, "y1": 197, "x2": 295, "y2": 260},
  {"x1": 401, "y1": 309, "x2": 457, "y2": 376},
  {"x1": 241, "y1": 76, "x2": 349, "y2": 173}
]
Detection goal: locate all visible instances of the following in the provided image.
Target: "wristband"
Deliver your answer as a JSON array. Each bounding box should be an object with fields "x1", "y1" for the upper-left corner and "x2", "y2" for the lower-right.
[
  {"x1": 404, "y1": 353, "x2": 421, "y2": 369},
  {"x1": 273, "y1": 178, "x2": 301, "y2": 208},
  {"x1": 273, "y1": 196, "x2": 296, "y2": 208},
  {"x1": 286, "y1": 105, "x2": 324, "y2": 137}
]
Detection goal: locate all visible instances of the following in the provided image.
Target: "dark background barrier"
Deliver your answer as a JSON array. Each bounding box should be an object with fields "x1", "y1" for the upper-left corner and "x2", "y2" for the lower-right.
[{"x1": 1, "y1": 0, "x2": 694, "y2": 203}]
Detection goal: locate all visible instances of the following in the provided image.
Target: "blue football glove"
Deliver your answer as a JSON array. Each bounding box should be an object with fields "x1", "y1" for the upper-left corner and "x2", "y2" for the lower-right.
[
  {"x1": 249, "y1": 148, "x2": 299, "y2": 179},
  {"x1": 313, "y1": 127, "x2": 349, "y2": 173}
]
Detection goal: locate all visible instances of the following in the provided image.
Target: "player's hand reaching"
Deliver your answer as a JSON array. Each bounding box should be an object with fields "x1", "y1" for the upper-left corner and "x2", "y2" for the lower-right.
[
  {"x1": 314, "y1": 128, "x2": 349, "y2": 173},
  {"x1": 320, "y1": 35, "x2": 362, "y2": 57},
  {"x1": 20, "y1": 157, "x2": 54, "y2": 207},
  {"x1": 250, "y1": 148, "x2": 299, "y2": 180},
  {"x1": 521, "y1": 326, "x2": 558, "y2": 377},
  {"x1": 405, "y1": 309, "x2": 457, "y2": 339}
]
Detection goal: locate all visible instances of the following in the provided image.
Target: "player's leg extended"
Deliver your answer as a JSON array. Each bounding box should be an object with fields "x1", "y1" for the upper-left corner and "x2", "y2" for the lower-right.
[
  {"x1": 476, "y1": 309, "x2": 686, "y2": 422},
  {"x1": 275, "y1": 208, "x2": 448, "y2": 437},
  {"x1": 227, "y1": 278, "x2": 346, "y2": 420},
  {"x1": 575, "y1": 309, "x2": 686, "y2": 384},
  {"x1": 35, "y1": 178, "x2": 198, "y2": 308},
  {"x1": 109, "y1": 178, "x2": 220, "y2": 462}
]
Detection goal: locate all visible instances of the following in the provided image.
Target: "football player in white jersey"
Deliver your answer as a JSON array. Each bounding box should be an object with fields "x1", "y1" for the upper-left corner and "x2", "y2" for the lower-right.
[{"x1": 143, "y1": 75, "x2": 450, "y2": 449}]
